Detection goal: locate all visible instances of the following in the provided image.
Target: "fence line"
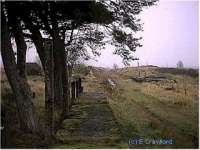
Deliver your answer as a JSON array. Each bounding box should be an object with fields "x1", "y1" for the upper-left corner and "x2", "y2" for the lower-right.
[{"x1": 70, "y1": 77, "x2": 83, "y2": 105}]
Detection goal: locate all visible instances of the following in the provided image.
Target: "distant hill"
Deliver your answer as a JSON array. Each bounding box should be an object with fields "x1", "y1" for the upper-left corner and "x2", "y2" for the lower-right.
[{"x1": 156, "y1": 67, "x2": 199, "y2": 78}]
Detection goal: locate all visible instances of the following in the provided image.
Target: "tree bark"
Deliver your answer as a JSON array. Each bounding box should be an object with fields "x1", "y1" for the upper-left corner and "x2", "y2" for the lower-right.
[
  {"x1": 53, "y1": 37, "x2": 69, "y2": 115},
  {"x1": 1, "y1": 13, "x2": 39, "y2": 133},
  {"x1": 44, "y1": 40, "x2": 54, "y2": 141},
  {"x1": 68, "y1": 65, "x2": 73, "y2": 107},
  {"x1": 22, "y1": 16, "x2": 46, "y2": 70},
  {"x1": 50, "y1": 11, "x2": 69, "y2": 114},
  {"x1": 67, "y1": 65, "x2": 72, "y2": 109},
  {"x1": 61, "y1": 46, "x2": 69, "y2": 115},
  {"x1": 7, "y1": 6, "x2": 27, "y2": 79},
  {"x1": 53, "y1": 39, "x2": 64, "y2": 108},
  {"x1": 11, "y1": 20, "x2": 27, "y2": 78}
]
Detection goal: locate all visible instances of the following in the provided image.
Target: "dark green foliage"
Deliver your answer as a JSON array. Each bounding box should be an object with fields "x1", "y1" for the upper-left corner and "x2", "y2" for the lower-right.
[
  {"x1": 2, "y1": 0, "x2": 157, "y2": 65},
  {"x1": 101, "y1": 0, "x2": 157, "y2": 64}
]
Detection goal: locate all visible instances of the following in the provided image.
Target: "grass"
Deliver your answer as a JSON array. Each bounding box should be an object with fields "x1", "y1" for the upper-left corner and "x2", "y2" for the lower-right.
[
  {"x1": 1, "y1": 70, "x2": 126, "y2": 148},
  {"x1": 53, "y1": 75, "x2": 126, "y2": 148},
  {"x1": 94, "y1": 67, "x2": 199, "y2": 148},
  {"x1": 1, "y1": 66, "x2": 199, "y2": 148},
  {"x1": 1, "y1": 73, "x2": 46, "y2": 148}
]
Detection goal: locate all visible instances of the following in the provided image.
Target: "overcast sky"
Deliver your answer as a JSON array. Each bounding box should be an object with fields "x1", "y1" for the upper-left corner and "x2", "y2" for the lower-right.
[
  {"x1": 86, "y1": 0, "x2": 199, "y2": 68},
  {"x1": 0, "y1": 0, "x2": 199, "y2": 69}
]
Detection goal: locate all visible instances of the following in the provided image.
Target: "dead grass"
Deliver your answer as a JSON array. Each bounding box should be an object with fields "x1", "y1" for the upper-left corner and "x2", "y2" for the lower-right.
[{"x1": 1, "y1": 73, "x2": 46, "y2": 148}]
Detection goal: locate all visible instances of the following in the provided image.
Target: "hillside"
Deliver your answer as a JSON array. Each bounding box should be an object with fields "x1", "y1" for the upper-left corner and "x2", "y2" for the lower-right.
[{"x1": 92, "y1": 66, "x2": 199, "y2": 148}]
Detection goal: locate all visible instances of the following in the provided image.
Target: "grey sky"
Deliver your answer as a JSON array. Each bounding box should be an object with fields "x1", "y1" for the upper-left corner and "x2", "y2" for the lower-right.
[
  {"x1": 0, "y1": 0, "x2": 199, "y2": 69},
  {"x1": 87, "y1": 0, "x2": 199, "y2": 68}
]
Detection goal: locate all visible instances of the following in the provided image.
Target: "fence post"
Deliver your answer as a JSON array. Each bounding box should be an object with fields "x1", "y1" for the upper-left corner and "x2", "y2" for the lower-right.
[
  {"x1": 76, "y1": 79, "x2": 79, "y2": 98},
  {"x1": 78, "y1": 78, "x2": 82, "y2": 94},
  {"x1": 71, "y1": 81, "x2": 76, "y2": 104},
  {"x1": 69, "y1": 81, "x2": 72, "y2": 108}
]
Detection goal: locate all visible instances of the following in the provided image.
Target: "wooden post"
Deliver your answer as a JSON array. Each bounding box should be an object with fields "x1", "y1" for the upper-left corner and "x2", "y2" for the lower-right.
[
  {"x1": 44, "y1": 40, "x2": 54, "y2": 141},
  {"x1": 71, "y1": 81, "x2": 76, "y2": 104},
  {"x1": 76, "y1": 79, "x2": 79, "y2": 98},
  {"x1": 78, "y1": 78, "x2": 83, "y2": 94},
  {"x1": 137, "y1": 61, "x2": 140, "y2": 77},
  {"x1": 69, "y1": 83, "x2": 72, "y2": 107},
  {"x1": 70, "y1": 82, "x2": 72, "y2": 106}
]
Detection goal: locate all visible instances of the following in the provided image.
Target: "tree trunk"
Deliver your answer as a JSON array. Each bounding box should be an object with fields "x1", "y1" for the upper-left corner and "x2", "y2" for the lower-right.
[
  {"x1": 61, "y1": 47, "x2": 69, "y2": 115},
  {"x1": 31, "y1": 32, "x2": 45, "y2": 70},
  {"x1": 1, "y1": 14, "x2": 39, "y2": 133},
  {"x1": 44, "y1": 40, "x2": 54, "y2": 141},
  {"x1": 13, "y1": 26, "x2": 27, "y2": 78},
  {"x1": 53, "y1": 37, "x2": 69, "y2": 115},
  {"x1": 6, "y1": 8, "x2": 28, "y2": 79},
  {"x1": 53, "y1": 41, "x2": 64, "y2": 108},
  {"x1": 68, "y1": 65, "x2": 73, "y2": 107},
  {"x1": 22, "y1": 14, "x2": 45, "y2": 70},
  {"x1": 67, "y1": 65, "x2": 72, "y2": 109},
  {"x1": 8, "y1": 9, "x2": 37, "y2": 118}
]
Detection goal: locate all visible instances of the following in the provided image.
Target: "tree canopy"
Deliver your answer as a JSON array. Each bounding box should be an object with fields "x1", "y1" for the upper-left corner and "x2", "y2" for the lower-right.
[
  {"x1": 1, "y1": 0, "x2": 158, "y2": 142},
  {"x1": 2, "y1": 0, "x2": 157, "y2": 65}
]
